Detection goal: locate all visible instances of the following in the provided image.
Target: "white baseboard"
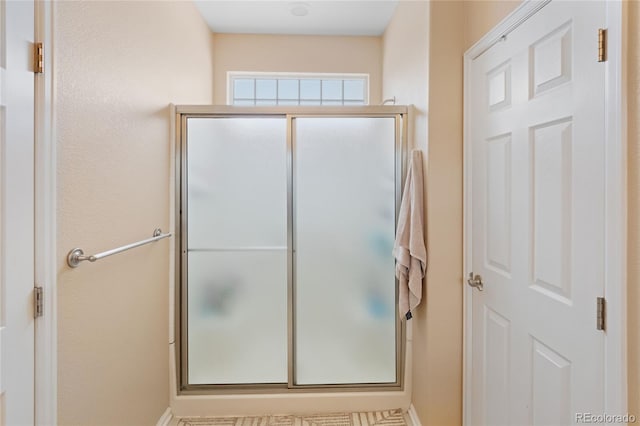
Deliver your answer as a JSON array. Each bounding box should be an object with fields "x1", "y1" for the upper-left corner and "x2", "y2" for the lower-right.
[
  {"x1": 157, "y1": 407, "x2": 173, "y2": 426},
  {"x1": 406, "y1": 404, "x2": 421, "y2": 426}
]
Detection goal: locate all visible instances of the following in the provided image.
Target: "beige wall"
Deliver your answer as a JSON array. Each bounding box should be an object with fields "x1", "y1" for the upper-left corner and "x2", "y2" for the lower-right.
[
  {"x1": 52, "y1": 1, "x2": 638, "y2": 424},
  {"x1": 383, "y1": 2, "x2": 465, "y2": 425},
  {"x1": 421, "y1": 1, "x2": 466, "y2": 424},
  {"x1": 382, "y1": 2, "x2": 429, "y2": 155},
  {"x1": 463, "y1": 0, "x2": 520, "y2": 49},
  {"x1": 628, "y1": 0, "x2": 640, "y2": 420},
  {"x1": 212, "y1": 34, "x2": 382, "y2": 105},
  {"x1": 55, "y1": 1, "x2": 214, "y2": 425}
]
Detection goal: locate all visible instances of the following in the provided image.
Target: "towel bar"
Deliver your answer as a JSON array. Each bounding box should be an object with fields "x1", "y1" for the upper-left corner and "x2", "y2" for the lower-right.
[{"x1": 67, "y1": 228, "x2": 172, "y2": 268}]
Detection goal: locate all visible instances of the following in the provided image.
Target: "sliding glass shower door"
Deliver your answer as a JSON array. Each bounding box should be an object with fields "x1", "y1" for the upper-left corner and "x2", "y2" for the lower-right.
[
  {"x1": 186, "y1": 117, "x2": 288, "y2": 384},
  {"x1": 293, "y1": 117, "x2": 397, "y2": 385},
  {"x1": 180, "y1": 108, "x2": 405, "y2": 390}
]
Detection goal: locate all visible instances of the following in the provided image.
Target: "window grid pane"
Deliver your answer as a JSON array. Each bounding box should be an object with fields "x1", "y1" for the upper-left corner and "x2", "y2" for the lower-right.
[
  {"x1": 234, "y1": 79, "x2": 255, "y2": 100},
  {"x1": 343, "y1": 80, "x2": 365, "y2": 101},
  {"x1": 278, "y1": 79, "x2": 299, "y2": 100},
  {"x1": 300, "y1": 80, "x2": 321, "y2": 100},
  {"x1": 321, "y1": 80, "x2": 342, "y2": 100},
  {"x1": 256, "y1": 79, "x2": 277, "y2": 99},
  {"x1": 231, "y1": 76, "x2": 367, "y2": 106}
]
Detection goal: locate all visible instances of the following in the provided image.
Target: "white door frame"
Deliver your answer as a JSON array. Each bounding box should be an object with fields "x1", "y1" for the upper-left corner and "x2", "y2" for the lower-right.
[
  {"x1": 462, "y1": 1, "x2": 628, "y2": 424},
  {"x1": 34, "y1": 0, "x2": 57, "y2": 425}
]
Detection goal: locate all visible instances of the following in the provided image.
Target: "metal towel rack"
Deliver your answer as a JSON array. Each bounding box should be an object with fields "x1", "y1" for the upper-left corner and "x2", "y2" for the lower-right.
[{"x1": 67, "y1": 228, "x2": 172, "y2": 268}]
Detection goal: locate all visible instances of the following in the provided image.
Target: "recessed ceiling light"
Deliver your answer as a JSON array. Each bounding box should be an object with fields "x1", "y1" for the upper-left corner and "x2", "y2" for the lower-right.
[{"x1": 290, "y1": 2, "x2": 310, "y2": 17}]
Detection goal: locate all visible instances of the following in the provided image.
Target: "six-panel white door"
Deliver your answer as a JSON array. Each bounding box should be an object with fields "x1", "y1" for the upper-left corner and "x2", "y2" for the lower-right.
[
  {"x1": 1, "y1": 0, "x2": 36, "y2": 424},
  {"x1": 468, "y1": 2, "x2": 606, "y2": 424}
]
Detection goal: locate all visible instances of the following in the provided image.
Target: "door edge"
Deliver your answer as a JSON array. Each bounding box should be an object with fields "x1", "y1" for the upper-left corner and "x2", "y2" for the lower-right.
[{"x1": 34, "y1": 1, "x2": 57, "y2": 425}]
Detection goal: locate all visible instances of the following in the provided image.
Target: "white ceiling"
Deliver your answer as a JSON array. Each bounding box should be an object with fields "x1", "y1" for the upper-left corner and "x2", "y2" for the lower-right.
[{"x1": 193, "y1": 1, "x2": 399, "y2": 36}]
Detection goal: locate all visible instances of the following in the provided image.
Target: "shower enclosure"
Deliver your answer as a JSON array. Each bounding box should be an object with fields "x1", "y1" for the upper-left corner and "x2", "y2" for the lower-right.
[{"x1": 175, "y1": 106, "x2": 408, "y2": 391}]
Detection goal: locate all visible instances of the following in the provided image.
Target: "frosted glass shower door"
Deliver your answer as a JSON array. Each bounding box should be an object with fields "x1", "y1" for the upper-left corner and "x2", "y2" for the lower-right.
[
  {"x1": 186, "y1": 117, "x2": 288, "y2": 384},
  {"x1": 293, "y1": 117, "x2": 398, "y2": 385}
]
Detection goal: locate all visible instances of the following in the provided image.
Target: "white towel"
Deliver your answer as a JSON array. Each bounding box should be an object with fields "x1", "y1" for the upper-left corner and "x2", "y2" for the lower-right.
[{"x1": 393, "y1": 150, "x2": 427, "y2": 320}]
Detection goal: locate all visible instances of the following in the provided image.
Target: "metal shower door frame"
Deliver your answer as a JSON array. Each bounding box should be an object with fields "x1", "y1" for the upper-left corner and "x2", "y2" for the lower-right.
[{"x1": 174, "y1": 105, "x2": 409, "y2": 394}]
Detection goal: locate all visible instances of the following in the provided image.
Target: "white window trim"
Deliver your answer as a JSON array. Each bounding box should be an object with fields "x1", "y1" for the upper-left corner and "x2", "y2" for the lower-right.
[{"x1": 226, "y1": 71, "x2": 370, "y2": 106}]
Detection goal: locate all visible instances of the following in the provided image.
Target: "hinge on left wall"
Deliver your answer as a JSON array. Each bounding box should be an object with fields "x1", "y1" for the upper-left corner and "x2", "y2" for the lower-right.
[
  {"x1": 34, "y1": 42, "x2": 44, "y2": 74},
  {"x1": 34, "y1": 287, "x2": 44, "y2": 318}
]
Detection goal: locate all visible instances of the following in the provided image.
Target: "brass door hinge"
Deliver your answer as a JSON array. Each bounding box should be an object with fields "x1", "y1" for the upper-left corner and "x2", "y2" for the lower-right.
[
  {"x1": 598, "y1": 28, "x2": 607, "y2": 62},
  {"x1": 596, "y1": 297, "x2": 606, "y2": 331},
  {"x1": 34, "y1": 42, "x2": 44, "y2": 74},
  {"x1": 34, "y1": 286, "x2": 44, "y2": 318}
]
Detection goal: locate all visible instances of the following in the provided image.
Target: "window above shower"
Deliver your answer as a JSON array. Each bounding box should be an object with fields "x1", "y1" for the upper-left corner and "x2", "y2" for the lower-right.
[{"x1": 228, "y1": 72, "x2": 369, "y2": 106}]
